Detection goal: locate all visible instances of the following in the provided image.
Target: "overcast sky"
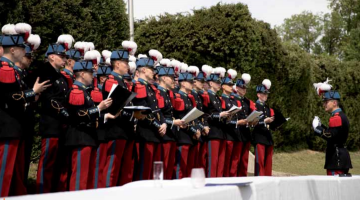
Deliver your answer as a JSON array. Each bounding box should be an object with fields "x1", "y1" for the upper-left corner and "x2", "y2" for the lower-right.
[{"x1": 129, "y1": 0, "x2": 330, "y2": 27}]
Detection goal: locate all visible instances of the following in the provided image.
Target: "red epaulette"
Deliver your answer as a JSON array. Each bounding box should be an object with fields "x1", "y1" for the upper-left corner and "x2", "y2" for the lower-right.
[
  {"x1": 126, "y1": 82, "x2": 133, "y2": 92},
  {"x1": 250, "y1": 100, "x2": 256, "y2": 111},
  {"x1": 270, "y1": 108, "x2": 274, "y2": 117},
  {"x1": 221, "y1": 98, "x2": 226, "y2": 109},
  {"x1": 0, "y1": 62, "x2": 16, "y2": 83},
  {"x1": 69, "y1": 85, "x2": 85, "y2": 105},
  {"x1": 169, "y1": 90, "x2": 175, "y2": 106},
  {"x1": 329, "y1": 113, "x2": 342, "y2": 127},
  {"x1": 157, "y1": 91, "x2": 165, "y2": 109},
  {"x1": 236, "y1": 100, "x2": 241, "y2": 107},
  {"x1": 134, "y1": 81, "x2": 147, "y2": 98},
  {"x1": 104, "y1": 75, "x2": 118, "y2": 92},
  {"x1": 188, "y1": 94, "x2": 196, "y2": 108},
  {"x1": 91, "y1": 87, "x2": 103, "y2": 103},
  {"x1": 201, "y1": 92, "x2": 210, "y2": 107},
  {"x1": 174, "y1": 93, "x2": 184, "y2": 111}
]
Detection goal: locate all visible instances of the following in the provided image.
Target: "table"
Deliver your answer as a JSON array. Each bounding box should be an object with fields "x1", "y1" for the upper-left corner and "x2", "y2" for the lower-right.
[{"x1": 7, "y1": 176, "x2": 360, "y2": 200}]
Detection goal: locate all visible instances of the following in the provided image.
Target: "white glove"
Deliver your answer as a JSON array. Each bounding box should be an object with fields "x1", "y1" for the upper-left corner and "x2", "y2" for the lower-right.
[{"x1": 312, "y1": 116, "x2": 321, "y2": 130}]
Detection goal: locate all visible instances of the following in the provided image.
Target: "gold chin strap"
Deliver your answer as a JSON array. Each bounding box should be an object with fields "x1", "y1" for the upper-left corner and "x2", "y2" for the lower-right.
[{"x1": 51, "y1": 100, "x2": 64, "y2": 114}]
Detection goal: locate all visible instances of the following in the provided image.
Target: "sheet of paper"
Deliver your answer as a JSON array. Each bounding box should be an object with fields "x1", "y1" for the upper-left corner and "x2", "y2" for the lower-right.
[
  {"x1": 181, "y1": 107, "x2": 204, "y2": 124},
  {"x1": 228, "y1": 105, "x2": 242, "y2": 114},
  {"x1": 246, "y1": 110, "x2": 263, "y2": 122},
  {"x1": 107, "y1": 84, "x2": 118, "y2": 99}
]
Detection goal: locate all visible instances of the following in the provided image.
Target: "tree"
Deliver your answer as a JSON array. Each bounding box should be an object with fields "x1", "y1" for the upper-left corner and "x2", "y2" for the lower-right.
[
  {"x1": 276, "y1": 11, "x2": 323, "y2": 53},
  {"x1": 320, "y1": 12, "x2": 345, "y2": 56},
  {"x1": 329, "y1": 0, "x2": 360, "y2": 33}
]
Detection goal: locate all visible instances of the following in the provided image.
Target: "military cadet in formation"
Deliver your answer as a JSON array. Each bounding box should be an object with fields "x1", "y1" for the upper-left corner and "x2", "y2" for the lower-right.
[
  {"x1": 156, "y1": 59, "x2": 185, "y2": 179},
  {"x1": 201, "y1": 66, "x2": 230, "y2": 177},
  {"x1": 173, "y1": 71, "x2": 201, "y2": 178},
  {"x1": 232, "y1": 73, "x2": 256, "y2": 176},
  {"x1": 220, "y1": 69, "x2": 245, "y2": 177},
  {"x1": 61, "y1": 48, "x2": 80, "y2": 88},
  {"x1": 190, "y1": 66, "x2": 210, "y2": 170},
  {"x1": 253, "y1": 79, "x2": 275, "y2": 176},
  {"x1": 313, "y1": 79, "x2": 352, "y2": 175},
  {"x1": 0, "y1": 23, "x2": 50, "y2": 197},
  {"x1": 92, "y1": 51, "x2": 112, "y2": 189},
  {"x1": 132, "y1": 50, "x2": 167, "y2": 180}
]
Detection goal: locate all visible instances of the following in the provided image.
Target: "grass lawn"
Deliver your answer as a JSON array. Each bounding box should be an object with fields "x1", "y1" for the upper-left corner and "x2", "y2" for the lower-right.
[{"x1": 272, "y1": 150, "x2": 360, "y2": 175}]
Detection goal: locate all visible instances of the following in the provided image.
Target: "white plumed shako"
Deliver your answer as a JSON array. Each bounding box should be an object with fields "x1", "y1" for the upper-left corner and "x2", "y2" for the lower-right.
[
  {"x1": 84, "y1": 50, "x2": 101, "y2": 65},
  {"x1": 122, "y1": 41, "x2": 137, "y2": 55},
  {"x1": 160, "y1": 58, "x2": 171, "y2": 67},
  {"x1": 227, "y1": 69, "x2": 237, "y2": 79},
  {"x1": 187, "y1": 66, "x2": 199, "y2": 77},
  {"x1": 313, "y1": 78, "x2": 332, "y2": 95},
  {"x1": 202, "y1": 65, "x2": 213, "y2": 79},
  {"x1": 242, "y1": 73, "x2": 251, "y2": 84},
  {"x1": 101, "y1": 50, "x2": 112, "y2": 61},
  {"x1": 15, "y1": 23, "x2": 32, "y2": 41},
  {"x1": 149, "y1": 49, "x2": 163, "y2": 66}
]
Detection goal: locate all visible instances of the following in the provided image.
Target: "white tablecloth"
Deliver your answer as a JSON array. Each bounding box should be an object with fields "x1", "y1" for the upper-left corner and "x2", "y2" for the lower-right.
[{"x1": 7, "y1": 176, "x2": 360, "y2": 200}]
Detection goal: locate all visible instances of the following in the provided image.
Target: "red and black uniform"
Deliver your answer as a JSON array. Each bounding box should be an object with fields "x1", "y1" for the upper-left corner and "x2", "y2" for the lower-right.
[
  {"x1": 0, "y1": 58, "x2": 35, "y2": 197},
  {"x1": 253, "y1": 100, "x2": 274, "y2": 176},
  {"x1": 315, "y1": 109, "x2": 352, "y2": 175},
  {"x1": 60, "y1": 68, "x2": 75, "y2": 88},
  {"x1": 173, "y1": 90, "x2": 198, "y2": 179},
  {"x1": 231, "y1": 93, "x2": 256, "y2": 176},
  {"x1": 65, "y1": 81, "x2": 100, "y2": 191},
  {"x1": 190, "y1": 89, "x2": 208, "y2": 171},
  {"x1": 36, "y1": 62, "x2": 70, "y2": 193},
  {"x1": 132, "y1": 78, "x2": 166, "y2": 180},
  {"x1": 221, "y1": 94, "x2": 242, "y2": 177},
  {"x1": 202, "y1": 89, "x2": 226, "y2": 177},
  {"x1": 157, "y1": 85, "x2": 177, "y2": 179},
  {"x1": 102, "y1": 71, "x2": 136, "y2": 187}
]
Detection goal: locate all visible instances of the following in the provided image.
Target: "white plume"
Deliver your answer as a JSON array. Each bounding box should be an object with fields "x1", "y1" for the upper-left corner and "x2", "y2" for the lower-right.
[
  {"x1": 233, "y1": 85, "x2": 238, "y2": 92},
  {"x1": 241, "y1": 73, "x2": 251, "y2": 84},
  {"x1": 84, "y1": 50, "x2": 101, "y2": 64},
  {"x1": 137, "y1": 54, "x2": 147, "y2": 59},
  {"x1": 102, "y1": 50, "x2": 112, "y2": 60},
  {"x1": 149, "y1": 49, "x2": 163, "y2": 65},
  {"x1": 313, "y1": 78, "x2": 332, "y2": 95},
  {"x1": 122, "y1": 41, "x2": 138, "y2": 55},
  {"x1": 129, "y1": 62, "x2": 137, "y2": 74},
  {"x1": 262, "y1": 79, "x2": 271, "y2": 89},
  {"x1": 214, "y1": 67, "x2": 226, "y2": 78},
  {"x1": 160, "y1": 58, "x2": 171, "y2": 67},
  {"x1": 129, "y1": 55, "x2": 136, "y2": 63},
  {"x1": 180, "y1": 63, "x2": 188, "y2": 73},
  {"x1": 84, "y1": 42, "x2": 95, "y2": 53},
  {"x1": 74, "y1": 41, "x2": 87, "y2": 55},
  {"x1": 227, "y1": 69, "x2": 237, "y2": 79},
  {"x1": 105, "y1": 58, "x2": 111, "y2": 65},
  {"x1": 14, "y1": 23, "x2": 32, "y2": 34},
  {"x1": 187, "y1": 66, "x2": 199, "y2": 77},
  {"x1": 57, "y1": 34, "x2": 74, "y2": 50},
  {"x1": 27, "y1": 34, "x2": 41, "y2": 50},
  {"x1": 1, "y1": 24, "x2": 17, "y2": 35},
  {"x1": 202, "y1": 65, "x2": 213, "y2": 78},
  {"x1": 171, "y1": 60, "x2": 182, "y2": 75}
]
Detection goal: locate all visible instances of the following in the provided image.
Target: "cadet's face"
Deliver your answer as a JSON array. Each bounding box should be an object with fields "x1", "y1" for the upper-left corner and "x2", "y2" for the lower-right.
[
  {"x1": 117, "y1": 61, "x2": 129, "y2": 75},
  {"x1": 99, "y1": 76, "x2": 107, "y2": 85},
  {"x1": 12, "y1": 47, "x2": 25, "y2": 63},
  {"x1": 0, "y1": 46, "x2": 3, "y2": 57},
  {"x1": 66, "y1": 59, "x2": 76, "y2": 68},
  {"x1": 237, "y1": 86, "x2": 247, "y2": 96},
  {"x1": 323, "y1": 100, "x2": 336, "y2": 112},
  {"x1": 51, "y1": 54, "x2": 66, "y2": 68},
  {"x1": 210, "y1": 81, "x2": 221, "y2": 92},
  {"x1": 21, "y1": 56, "x2": 32, "y2": 69},
  {"x1": 258, "y1": 93, "x2": 268, "y2": 102},
  {"x1": 203, "y1": 82, "x2": 210, "y2": 91},
  {"x1": 194, "y1": 80, "x2": 203, "y2": 90},
  {"x1": 222, "y1": 84, "x2": 233, "y2": 93},
  {"x1": 82, "y1": 71, "x2": 93, "y2": 86},
  {"x1": 144, "y1": 67, "x2": 154, "y2": 81},
  {"x1": 164, "y1": 76, "x2": 174, "y2": 90},
  {"x1": 182, "y1": 81, "x2": 193, "y2": 91}
]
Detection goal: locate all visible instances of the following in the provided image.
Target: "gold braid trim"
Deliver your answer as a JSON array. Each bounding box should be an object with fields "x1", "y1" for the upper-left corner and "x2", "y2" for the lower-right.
[
  {"x1": 51, "y1": 100, "x2": 64, "y2": 114},
  {"x1": 12, "y1": 92, "x2": 25, "y2": 101}
]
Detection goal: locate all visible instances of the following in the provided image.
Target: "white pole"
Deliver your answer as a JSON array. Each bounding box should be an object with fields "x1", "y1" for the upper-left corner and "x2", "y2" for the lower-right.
[{"x1": 128, "y1": 0, "x2": 134, "y2": 41}]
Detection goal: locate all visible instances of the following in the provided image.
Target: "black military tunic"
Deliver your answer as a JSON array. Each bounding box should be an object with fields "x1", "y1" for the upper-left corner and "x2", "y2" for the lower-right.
[
  {"x1": 173, "y1": 90, "x2": 199, "y2": 145},
  {"x1": 37, "y1": 62, "x2": 69, "y2": 138},
  {"x1": 65, "y1": 81, "x2": 99, "y2": 147},
  {"x1": 0, "y1": 57, "x2": 36, "y2": 139},
  {"x1": 191, "y1": 89, "x2": 208, "y2": 143},
  {"x1": 132, "y1": 78, "x2": 166, "y2": 143},
  {"x1": 316, "y1": 109, "x2": 352, "y2": 170},
  {"x1": 231, "y1": 93, "x2": 255, "y2": 142},
  {"x1": 252, "y1": 100, "x2": 274, "y2": 146},
  {"x1": 102, "y1": 72, "x2": 135, "y2": 141},
  {"x1": 202, "y1": 90, "x2": 225, "y2": 140},
  {"x1": 157, "y1": 85, "x2": 176, "y2": 142},
  {"x1": 221, "y1": 94, "x2": 242, "y2": 142}
]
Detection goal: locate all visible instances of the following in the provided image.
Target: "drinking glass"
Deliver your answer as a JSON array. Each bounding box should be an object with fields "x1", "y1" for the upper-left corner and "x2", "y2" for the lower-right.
[
  {"x1": 191, "y1": 168, "x2": 206, "y2": 188},
  {"x1": 153, "y1": 161, "x2": 163, "y2": 188}
]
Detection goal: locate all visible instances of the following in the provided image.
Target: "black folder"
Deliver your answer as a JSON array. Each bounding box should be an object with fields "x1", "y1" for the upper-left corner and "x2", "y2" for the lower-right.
[
  {"x1": 107, "y1": 85, "x2": 137, "y2": 115},
  {"x1": 269, "y1": 108, "x2": 287, "y2": 131}
]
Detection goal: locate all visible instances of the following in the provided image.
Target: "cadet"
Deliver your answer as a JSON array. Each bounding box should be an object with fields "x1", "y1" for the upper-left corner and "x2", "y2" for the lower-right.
[
  {"x1": 61, "y1": 48, "x2": 81, "y2": 88},
  {"x1": 253, "y1": 79, "x2": 275, "y2": 176},
  {"x1": 313, "y1": 79, "x2": 352, "y2": 175}
]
